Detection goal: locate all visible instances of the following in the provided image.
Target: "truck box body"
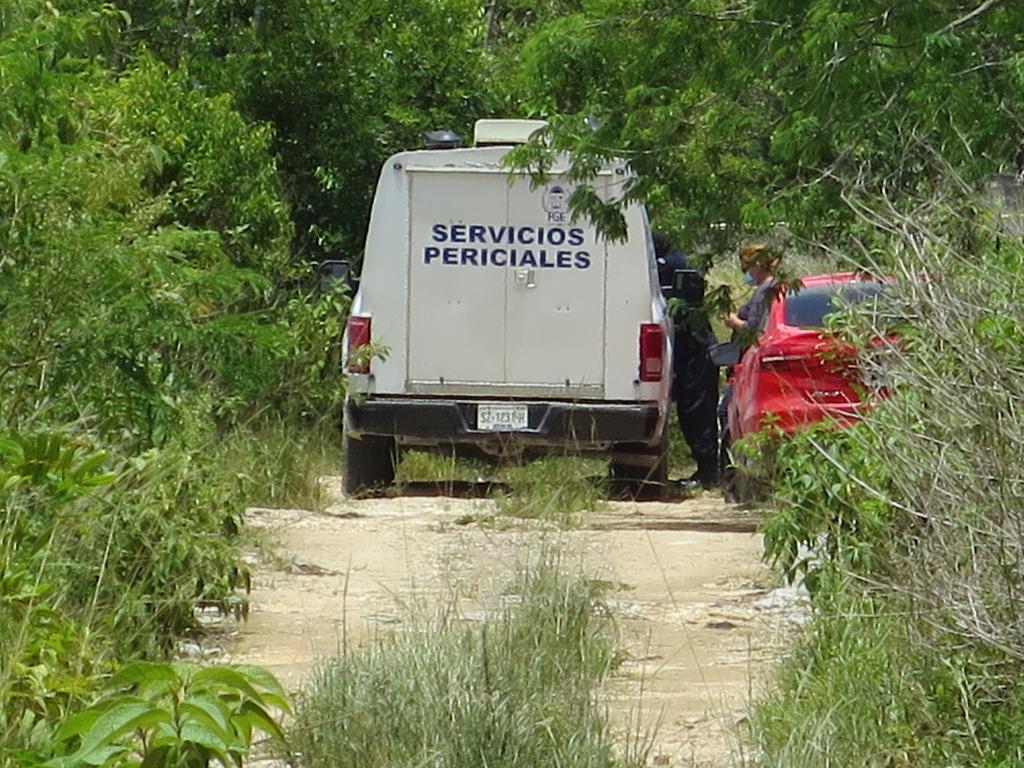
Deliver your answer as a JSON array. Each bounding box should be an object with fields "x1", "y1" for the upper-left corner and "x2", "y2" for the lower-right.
[{"x1": 342, "y1": 138, "x2": 672, "y2": 492}]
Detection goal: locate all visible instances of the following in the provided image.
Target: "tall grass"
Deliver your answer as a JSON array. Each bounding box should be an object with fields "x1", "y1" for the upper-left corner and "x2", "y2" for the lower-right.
[
  {"x1": 290, "y1": 557, "x2": 642, "y2": 768},
  {"x1": 225, "y1": 419, "x2": 342, "y2": 511},
  {"x1": 754, "y1": 581, "x2": 935, "y2": 768},
  {"x1": 395, "y1": 449, "x2": 489, "y2": 484},
  {"x1": 493, "y1": 457, "x2": 606, "y2": 524}
]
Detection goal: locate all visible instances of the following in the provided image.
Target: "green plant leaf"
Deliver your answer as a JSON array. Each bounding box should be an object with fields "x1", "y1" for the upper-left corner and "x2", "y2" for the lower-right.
[
  {"x1": 53, "y1": 709, "x2": 103, "y2": 744},
  {"x1": 180, "y1": 694, "x2": 231, "y2": 734},
  {"x1": 229, "y1": 665, "x2": 289, "y2": 703},
  {"x1": 235, "y1": 701, "x2": 287, "y2": 744},
  {"x1": 178, "y1": 719, "x2": 231, "y2": 754},
  {"x1": 0, "y1": 435, "x2": 21, "y2": 462},
  {"x1": 44, "y1": 744, "x2": 126, "y2": 768},
  {"x1": 79, "y1": 744, "x2": 127, "y2": 767},
  {"x1": 109, "y1": 662, "x2": 181, "y2": 691},
  {"x1": 189, "y1": 667, "x2": 263, "y2": 701},
  {"x1": 177, "y1": 702, "x2": 236, "y2": 748},
  {"x1": 67, "y1": 701, "x2": 170, "y2": 765}
]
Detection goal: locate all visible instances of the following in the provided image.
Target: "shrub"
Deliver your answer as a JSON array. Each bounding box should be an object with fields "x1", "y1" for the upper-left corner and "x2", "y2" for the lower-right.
[
  {"x1": 0, "y1": 8, "x2": 344, "y2": 761},
  {"x1": 754, "y1": 198, "x2": 1024, "y2": 765},
  {"x1": 45, "y1": 662, "x2": 289, "y2": 768}
]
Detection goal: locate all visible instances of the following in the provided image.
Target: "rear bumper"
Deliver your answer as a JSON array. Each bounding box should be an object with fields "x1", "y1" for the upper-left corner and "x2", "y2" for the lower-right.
[
  {"x1": 734, "y1": 401, "x2": 866, "y2": 439},
  {"x1": 345, "y1": 397, "x2": 661, "y2": 449}
]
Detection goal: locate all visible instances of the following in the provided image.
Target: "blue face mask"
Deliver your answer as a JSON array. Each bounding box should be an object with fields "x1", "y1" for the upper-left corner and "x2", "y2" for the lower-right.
[{"x1": 742, "y1": 270, "x2": 757, "y2": 286}]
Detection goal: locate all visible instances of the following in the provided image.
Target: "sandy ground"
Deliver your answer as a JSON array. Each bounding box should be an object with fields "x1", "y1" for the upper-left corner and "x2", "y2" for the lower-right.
[{"x1": 213, "y1": 485, "x2": 803, "y2": 768}]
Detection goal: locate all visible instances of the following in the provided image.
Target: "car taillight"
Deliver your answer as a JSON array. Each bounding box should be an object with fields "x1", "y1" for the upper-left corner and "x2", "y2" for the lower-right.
[
  {"x1": 639, "y1": 323, "x2": 664, "y2": 382},
  {"x1": 759, "y1": 340, "x2": 850, "y2": 376},
  {"x1": 759, "y1": 350, "x2": 814, "y2": 373},
  {"x1": 347, "y1": 315, "x2": 372, "y2": 373}
]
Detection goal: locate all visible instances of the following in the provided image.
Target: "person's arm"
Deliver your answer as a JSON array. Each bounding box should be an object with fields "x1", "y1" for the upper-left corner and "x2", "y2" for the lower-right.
[
  {"x1": 723, "y1": 299, "x2": 753, "y2": 331},
  {"x1": 723, "y1": 282, "x2": 772, "y2": 335},
  {"x1": 723, "y1": 312, "x2": 747, "y2": 331}
]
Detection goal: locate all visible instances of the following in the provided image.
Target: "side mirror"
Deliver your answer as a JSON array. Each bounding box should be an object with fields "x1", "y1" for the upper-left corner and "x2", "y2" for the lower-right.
[
  {"x1": 317, "y1": 259, "x2": 350, "y2": 293},
  {"x1": 708, "y1": 342, "x2": 741, "y2": 367},
  {"x1": 669, "y1": 268, "x2": 704, "y2": 306}
]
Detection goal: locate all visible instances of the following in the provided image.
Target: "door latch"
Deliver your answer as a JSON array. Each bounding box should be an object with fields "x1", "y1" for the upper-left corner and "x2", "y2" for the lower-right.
[{"x1": 513, "y1": 269, "x2": 536, "y2": 288}]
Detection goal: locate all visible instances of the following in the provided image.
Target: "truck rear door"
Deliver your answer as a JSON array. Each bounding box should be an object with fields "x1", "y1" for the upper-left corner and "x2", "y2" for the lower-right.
[
  {"x1": 405, "y1": 167, "x2": 607, "y2": 399},
  {"x1": 406, "y1": 169, "x2": 506, "y2": 386},
  {"x1": 504, "y1": 178, "x2": 606, "y2": 397}
]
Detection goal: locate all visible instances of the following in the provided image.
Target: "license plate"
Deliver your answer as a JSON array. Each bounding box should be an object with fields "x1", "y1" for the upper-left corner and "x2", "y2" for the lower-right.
[{"x1": 477, "y1": 404, "x2": 529, "y2": 431}]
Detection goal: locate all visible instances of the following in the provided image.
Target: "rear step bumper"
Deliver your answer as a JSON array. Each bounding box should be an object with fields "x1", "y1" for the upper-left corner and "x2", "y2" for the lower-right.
[{"x1": 345, "y1": 397, "x2": 660, "y2": 447}]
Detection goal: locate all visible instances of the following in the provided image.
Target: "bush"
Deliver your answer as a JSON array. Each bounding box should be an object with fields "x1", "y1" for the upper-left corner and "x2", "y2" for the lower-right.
[
  {"x1": 45, "y1": 662, "x2": 289, "y2": 768},
  {"x1": 754, "y1": 199, "x2": 1024, "y2": 765},
  {"x1": 0, "y1": 6, "x2": 342, "y2": 762}
]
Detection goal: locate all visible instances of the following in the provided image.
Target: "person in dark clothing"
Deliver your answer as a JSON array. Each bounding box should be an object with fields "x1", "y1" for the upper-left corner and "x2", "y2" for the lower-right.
[{"x1": 653, "y1": 231, "x2": 720, "y2": 489}]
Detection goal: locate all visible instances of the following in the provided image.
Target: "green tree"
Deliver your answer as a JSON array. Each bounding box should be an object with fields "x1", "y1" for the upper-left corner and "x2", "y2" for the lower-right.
[
  {"x1": 117, "y1": 0, "x2": 505, "y2": 260},
  {"x1": 242, "y1": 0, "x2": 504, "y2": 259},
  {"x1": 509, "y1": 0, "x2": 1024, "y2": 252}
]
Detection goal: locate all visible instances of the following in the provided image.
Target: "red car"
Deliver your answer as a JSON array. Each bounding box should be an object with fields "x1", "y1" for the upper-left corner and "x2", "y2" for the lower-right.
[{"x1": 722, "y1": 272, "x2": 893, "y2": 496}]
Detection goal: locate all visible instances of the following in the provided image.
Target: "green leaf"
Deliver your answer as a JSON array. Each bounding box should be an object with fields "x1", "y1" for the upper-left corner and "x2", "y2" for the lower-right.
[
  {"x1": 145, "y1": 722, "x2": 181, "y2": 751},
  {"x1": 178, "y1": 719, "x2": 231, "y2": 754},
  {"x1": 177, "y1": 702, "x2": 235, "y2": 747},
  {"x1": 68, "y1": 700, "x2": 170, "y2": 764},
  {"x1": 44, "y1": 744, "x2": 126, "y2": 768},
  {"x1": 189, "y1": 667, "x2": 263, "y2": 701},
  {"x1": 180, "y1": 694, "x2": 230, "y2": 734},
  {"x1": 228, "y1": 665, "x2": 289, "y2": 702},
  {"x1": 0, "y1": 435, "x2": 20, "y2": 462},
  {"x1": 79, "y1": 744, "x2": 127, "y2": 766},
  {"x1": 109, "y1": 662, "x2": 181, "y2": 695},
  {"x1": 54, "y1": 709, "x2": 103, "y2": 744},
  {"x1": 236, "y1": 701, "x2": 287, "y2": 744},
  {"x1": 70, "y1": 450, "x2": 108, "y2": 477}
]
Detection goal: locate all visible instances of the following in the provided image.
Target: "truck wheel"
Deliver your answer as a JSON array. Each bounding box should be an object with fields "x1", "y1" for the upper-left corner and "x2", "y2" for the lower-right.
[
  {"x1": 609, "y1": 436, "x2": 668, "y2": 499},
  {"x1": 342, "y1": 433, "x2": 396, "y2": 496}
]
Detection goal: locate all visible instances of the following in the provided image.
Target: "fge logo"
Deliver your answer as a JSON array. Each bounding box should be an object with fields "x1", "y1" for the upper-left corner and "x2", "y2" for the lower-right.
[{"x1": 542, "y1": 184, "x2": 569, "y2": 223}]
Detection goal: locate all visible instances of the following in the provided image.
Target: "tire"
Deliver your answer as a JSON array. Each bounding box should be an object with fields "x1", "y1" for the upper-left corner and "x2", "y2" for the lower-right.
[
  {"x1": 342, "y1": 432, "x2": 397, "y2": 496},
  {"x1": 609, "y1": 435, "x2": 669, "y2": 499},
  {"x1": 720, "y1": 427, "x2": 766, "y2": 505},
  {"x1": 719, "y1": 426, "x2": 741, "y2": 503}
]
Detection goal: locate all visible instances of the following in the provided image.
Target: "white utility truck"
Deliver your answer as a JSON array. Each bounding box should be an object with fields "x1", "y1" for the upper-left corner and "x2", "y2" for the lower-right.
[{"x1": 341, "y1": 119, "x2": 673, "y2": 495}]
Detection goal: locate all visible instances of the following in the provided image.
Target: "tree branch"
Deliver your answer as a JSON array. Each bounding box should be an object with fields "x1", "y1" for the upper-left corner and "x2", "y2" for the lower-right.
[{"x1": 936, "y1": 0, "x2": 1010, "y2": 36}]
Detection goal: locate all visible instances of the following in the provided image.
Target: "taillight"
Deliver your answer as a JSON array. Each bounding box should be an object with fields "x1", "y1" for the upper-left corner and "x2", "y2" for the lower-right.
[
  {"x1": 347, "y1": 315, "x2": 372, "y2": 373},
  {"x1": 639, "y1": 323, "x2": 664, "y2": 382},
  {"x1": 759, "y1": 350, "x2": 814, "y2": 373},
  {"x1": 759, "y1": 340, "x2": 849, "y2": 376}
]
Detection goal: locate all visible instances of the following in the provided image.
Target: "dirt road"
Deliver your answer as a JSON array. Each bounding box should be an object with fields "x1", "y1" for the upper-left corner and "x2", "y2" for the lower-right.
[{"x1": 219, "y1": 486, "x2": 799, "y2": 767}]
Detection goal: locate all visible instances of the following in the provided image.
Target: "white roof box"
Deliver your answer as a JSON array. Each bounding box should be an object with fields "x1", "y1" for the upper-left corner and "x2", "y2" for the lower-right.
[{"x1": 473, "y1": 119, "x2": 548, "y2": 147}]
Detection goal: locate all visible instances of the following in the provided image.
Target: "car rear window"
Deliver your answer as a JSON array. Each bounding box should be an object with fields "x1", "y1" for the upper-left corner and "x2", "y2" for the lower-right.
[{"x1": 783, "y1": 282, "x2": 887, "y2": 328}]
